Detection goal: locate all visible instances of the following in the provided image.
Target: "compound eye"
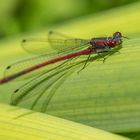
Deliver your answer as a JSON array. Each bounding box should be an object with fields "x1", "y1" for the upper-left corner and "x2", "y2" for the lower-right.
[{"x1": 113, "y1": 32, "x2": 122, "y2": 38}]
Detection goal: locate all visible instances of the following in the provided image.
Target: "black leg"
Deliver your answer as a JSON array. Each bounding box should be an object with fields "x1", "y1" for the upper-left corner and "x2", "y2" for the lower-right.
[
  {"x1": 106, "y1": 46, "x2": 121, "y2": 54},
  {"x1": 108, "y1": 49, "x2": 121, "y2": 54},
  {"x1": 77, "y1": 54, "x2": 91, "y2": 74},
  {"x1": 97, "y1": 53, "x2": 106, "y2": 63}
]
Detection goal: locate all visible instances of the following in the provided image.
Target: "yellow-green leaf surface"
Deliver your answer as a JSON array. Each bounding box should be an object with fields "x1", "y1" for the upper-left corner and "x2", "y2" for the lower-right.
[
  {"x1": 0, "y1": 103, "x2": 131, "y2": 140},
  {"x1": 0, "y1": 1, "x2": 140, "y2": 134}
]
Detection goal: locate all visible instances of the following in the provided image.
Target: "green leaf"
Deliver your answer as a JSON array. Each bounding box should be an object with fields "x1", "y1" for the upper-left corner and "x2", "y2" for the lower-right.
[
  {"x1": 0, "y1": 1, "x2": 140, "y2": 135},
  {"x1": 0, "y1": 103, "x2": 131, "y2": 140}
]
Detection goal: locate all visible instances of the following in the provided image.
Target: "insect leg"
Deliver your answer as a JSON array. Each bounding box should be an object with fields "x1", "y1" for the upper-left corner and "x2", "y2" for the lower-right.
[
  {"x1": 108, "y1": 48, "x2": 121, "y2": 54},
  {"x1": 106, "y1": 45, "x2": 121, "y2": 54},
  {"x1": 77, "y1": 54, "x2": 91, "y2": 74},
  {"x1": 97, "y1": 52, "x2": 106, "y2": 63}
]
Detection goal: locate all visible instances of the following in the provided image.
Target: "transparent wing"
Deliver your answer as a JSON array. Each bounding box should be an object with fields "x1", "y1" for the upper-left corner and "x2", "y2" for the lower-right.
[
  {"x1": 3, "y1": 52, "x2": 65, "y2": 81},
  {"x1": 4, "y1": 31, "x2": 89, "y2": 81},
  {"x1": 4, "y1": 42, "x2": 89, "y2": 81},
  {"x1": 10, "y1": 57, "x2": 80, "y2": 110},
  {"x1": 48, "y1": 31, "x2": 90, "y2": 51},
  {"x1": 10, "y1": 60, "x2": 68, "y2": 104},
  {"x1": 22, "y1": 31, "x2": 90, "y2": 55}
]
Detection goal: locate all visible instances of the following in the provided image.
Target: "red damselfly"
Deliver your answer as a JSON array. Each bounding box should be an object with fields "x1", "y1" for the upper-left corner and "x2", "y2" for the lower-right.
[{"x1": 0, "y1": 31, "x2": 126, "y2": 85}]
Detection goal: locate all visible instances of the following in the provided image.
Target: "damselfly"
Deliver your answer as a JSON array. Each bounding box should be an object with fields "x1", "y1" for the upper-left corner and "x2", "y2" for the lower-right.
[{"x1": 0, "y1": 31, "x2": 126, "y2": 84}]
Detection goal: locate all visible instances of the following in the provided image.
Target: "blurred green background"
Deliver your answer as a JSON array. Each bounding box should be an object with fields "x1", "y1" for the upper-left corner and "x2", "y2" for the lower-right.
[{"x1": 0, "y1": 0, "x2": 139, "y2": 40}]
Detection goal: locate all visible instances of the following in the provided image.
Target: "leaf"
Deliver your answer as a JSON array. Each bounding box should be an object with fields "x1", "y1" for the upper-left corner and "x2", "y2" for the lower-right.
[
  {"x1": 0, "y1": 1, "x2": 140, "y2": 135},
  {"x1": 0, "y1": 103, "x2": 131, "y2": 140}
]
